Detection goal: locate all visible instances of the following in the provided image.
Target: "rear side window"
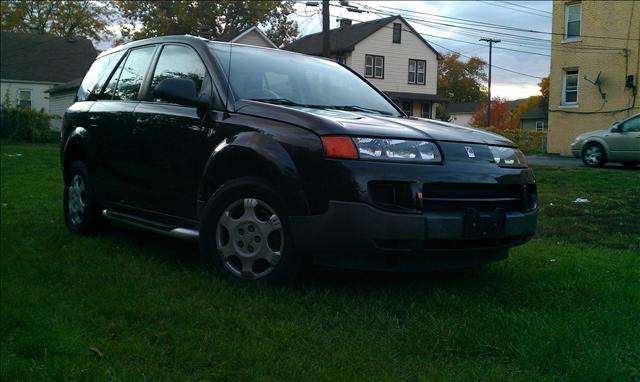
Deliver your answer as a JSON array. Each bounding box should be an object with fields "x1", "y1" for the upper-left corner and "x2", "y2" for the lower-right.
[
  {"x1": 77, "y1": 50, "x2": 125, "y2": 101},
  {"x1": 149, "y1": 45, "x2": 207, "y2": 100},
  {"x1": 101, "y1": 46, "x2": 155, "y2": 101}
]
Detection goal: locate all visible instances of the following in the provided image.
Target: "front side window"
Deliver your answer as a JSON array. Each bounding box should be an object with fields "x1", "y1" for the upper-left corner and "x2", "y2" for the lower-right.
[
  {"x1": 18, "y1": 89, "x2": 31, "y2": 109},
  {"x1": 562, "y1": 68, "x2": 579, "y2": 105},
  {"x1": 210, "y1": 44, "x2": 399, "y2": 116},
  {"x1": 621, "y1": 115, "x2": 640, "y2": 132},
  {"x1": 408, "y1": 59, "x2": 426, "y2": 85},
  {"x1": 150, "y1": 44, "x2": 207, "y2": 101},
  {"x1": 102, "y1": 46, "x2": 155, "y2": 101},
  {"x1": 365, "y1": 54, "x2": 384, "y2": 79},
  {"x1": 565, "y1": 3, "x2": 581, "y2": 39},
  {"x1": 393, "y1": 23, "x2": 401, "y2": 43}
]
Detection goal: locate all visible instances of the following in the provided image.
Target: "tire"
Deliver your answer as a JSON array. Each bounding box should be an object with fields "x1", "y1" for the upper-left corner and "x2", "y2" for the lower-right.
[
  {"x1": 582, "y1": 143, "x2": 606, "y2": 167},
  {"x1": 199, "y1": 177, "x2": 303, "y2": 285},
  {"x1": 63, "y1": 161, "x2": 109, "y2": 234}
]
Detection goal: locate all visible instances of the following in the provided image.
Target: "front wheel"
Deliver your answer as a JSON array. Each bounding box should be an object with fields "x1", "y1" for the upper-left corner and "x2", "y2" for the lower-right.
[
  {"x1": 582, "y1": 143, "x2": 606, "y2": 167},
  {"x1": 199, "y1": 177, "x2": 302, "y2": 284}
]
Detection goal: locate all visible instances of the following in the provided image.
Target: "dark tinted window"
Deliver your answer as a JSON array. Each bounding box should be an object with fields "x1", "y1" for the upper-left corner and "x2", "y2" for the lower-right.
[
  {"x1": 393, "y1": 23, "x2": 401, "y2": 43},
  {"x1": 150, "y1": 45, "x2": 207, "y2": 100},
  {"x1": 101, "y1": 46, "x2": 155, "y2": 101},
  {"x1": 77, "y1": 50, "x2": 125, "y2": 101}
]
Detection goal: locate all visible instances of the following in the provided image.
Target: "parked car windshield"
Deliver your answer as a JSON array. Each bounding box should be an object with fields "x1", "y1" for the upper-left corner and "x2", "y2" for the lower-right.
[{"x1": 209, "y1": 44, "x2": 400, "y2": 116}]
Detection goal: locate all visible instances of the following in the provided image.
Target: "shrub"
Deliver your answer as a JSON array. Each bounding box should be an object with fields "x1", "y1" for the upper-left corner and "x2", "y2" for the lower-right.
[
  {"x1": 481, "y1": 127, "x2": 546, "y2": 154},
  {"x1": 0, "y1": 103, "x2": 59, "y2": 143}
]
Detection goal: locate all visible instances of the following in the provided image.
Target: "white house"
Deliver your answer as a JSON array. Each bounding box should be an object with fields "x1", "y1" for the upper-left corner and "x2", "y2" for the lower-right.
[
  {"x1": 283, "y1": 15, "x2": 446, "y2": 117},
  {"x1": 0, "y1": 32, "x2": 97, "y2": 115},
  {"x1": 215, "y1": 26, "x2": 277, "y2": 48}
]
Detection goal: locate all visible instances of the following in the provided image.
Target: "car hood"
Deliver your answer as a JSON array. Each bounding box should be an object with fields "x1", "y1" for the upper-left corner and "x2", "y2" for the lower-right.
[
  {"x1": 576, "y1": 129, "x2": 609, "y2": 140},
  {"x1": 236, "y1": 100, "x2": 515, "y2": 146}
]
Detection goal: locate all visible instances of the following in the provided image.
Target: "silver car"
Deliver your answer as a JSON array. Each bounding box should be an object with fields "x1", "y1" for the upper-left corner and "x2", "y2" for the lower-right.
[{"x1": 571, "y1": 113, "x2": 640, "y2": 167}]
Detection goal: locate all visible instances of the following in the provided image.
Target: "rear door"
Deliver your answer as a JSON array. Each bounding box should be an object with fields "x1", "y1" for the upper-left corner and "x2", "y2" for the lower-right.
[
  {"x1": 607, "y1": 115, "x2": 640, "y2": 161},
  {"x1": 88, "y1": 45, "x2": 158, "y2": 204},
  {"x1": 130, "y1": 43, "x2": 218, "y2": 218}
]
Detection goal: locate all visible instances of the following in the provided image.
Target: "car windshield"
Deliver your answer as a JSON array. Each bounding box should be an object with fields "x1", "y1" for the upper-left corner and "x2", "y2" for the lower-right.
[{"x1": 209, "y1": 44, "x2": 400, "y2": 116}]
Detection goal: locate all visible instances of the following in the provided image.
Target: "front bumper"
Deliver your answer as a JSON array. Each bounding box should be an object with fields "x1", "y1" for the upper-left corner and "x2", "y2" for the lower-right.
[{"x1": 290, "y1": 201, "x2": 537, "y2": 271}]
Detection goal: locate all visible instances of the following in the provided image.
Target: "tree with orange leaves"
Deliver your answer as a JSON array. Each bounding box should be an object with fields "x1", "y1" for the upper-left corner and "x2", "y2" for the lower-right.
[{"x1": 470, "y1": 98, "x2": 512, "y2": 130}]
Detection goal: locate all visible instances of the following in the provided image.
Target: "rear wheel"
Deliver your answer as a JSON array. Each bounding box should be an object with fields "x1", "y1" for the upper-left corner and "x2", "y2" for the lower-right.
[
  {"x1": 199, "y1": 177, "x2": 302, "y2": 284},
  {"x1": 582, "y1": 143, "x2": 606, "y2": 167},
  {"x1": 63, "y1": 161, "x2": 109, "y2": 234}
]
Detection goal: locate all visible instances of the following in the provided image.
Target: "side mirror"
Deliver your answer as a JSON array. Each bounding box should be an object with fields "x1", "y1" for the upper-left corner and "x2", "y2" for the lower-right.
[{"x1": 153, "y1": 78, "x2": 210, "y2": 117}]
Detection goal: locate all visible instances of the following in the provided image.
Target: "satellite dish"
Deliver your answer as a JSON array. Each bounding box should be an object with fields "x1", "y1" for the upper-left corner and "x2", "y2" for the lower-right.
[{"x1": 584, "y1": 71, "x2": 606, "y2": 100}]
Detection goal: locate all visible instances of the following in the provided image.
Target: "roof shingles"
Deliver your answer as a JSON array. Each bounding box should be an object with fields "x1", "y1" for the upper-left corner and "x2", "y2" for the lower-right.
[{"x1": 1, "y1": 32, "x2": 97, "y2": 83}]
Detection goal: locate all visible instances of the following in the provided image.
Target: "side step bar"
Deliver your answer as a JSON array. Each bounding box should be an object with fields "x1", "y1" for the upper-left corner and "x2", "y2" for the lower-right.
[{"x1": 102, "y1": 209, "x2": 199, "y2": 240}]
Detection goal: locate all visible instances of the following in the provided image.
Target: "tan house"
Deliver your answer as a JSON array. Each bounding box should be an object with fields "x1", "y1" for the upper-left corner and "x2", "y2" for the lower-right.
[
  {"x1": 214, "y1": 26, "x2": 277, "y2": 48},
  {"x1": 547, "y1": 1, "x2": 640, "y2": 155},
  {"x1": 284, "y1": 15, "x2": 446, "y2": 118}
]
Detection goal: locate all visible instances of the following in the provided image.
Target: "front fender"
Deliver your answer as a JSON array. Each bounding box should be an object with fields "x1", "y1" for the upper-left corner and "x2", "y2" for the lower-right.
[
  {"x1": 583, "y1": 136, "x2": 611, "y2": 157},
  {"x1": 197, "y1": 131, "x2": 310, "y2": 216},
  {"x1": 61, "y1": 126, "x2": 90, "y2": 172}
]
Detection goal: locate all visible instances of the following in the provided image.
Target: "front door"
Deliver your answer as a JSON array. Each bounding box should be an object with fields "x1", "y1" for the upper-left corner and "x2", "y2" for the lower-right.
[
  {"x1": 130, "y1": 44, "x2": 218, "y2": 219},
  {"x1": 607, "y1": 115, "x2": 640, "y2": 161}
]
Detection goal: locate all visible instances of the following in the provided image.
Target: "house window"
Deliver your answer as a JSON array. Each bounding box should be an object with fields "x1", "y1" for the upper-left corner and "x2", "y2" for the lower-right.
[
  {"x1": 408, "y1": 59, "x2": 426, "y2": 85},
  {"x1": 18, "y1": 89, "x2": 32, "y2": 109},
  {"x1": 365, "y1": 54, "x2": 384, "y2": 79},
  {"x1": 421, "y1": 103, "x2": 430, "y2": 118},
  {"x1": 565, "y1": 3, "x2": 581, "y2": 40},
  {"x1": 393, "y1": 23, "x2": 401, "y2": 43},
  {"x1": 536, "y1": 121, "x2": 545, "y2": 131},
  {"x1": 402, "y1": 101, "x2": 412, "y2": 116},
  {"x1": 336, "y1": 55, "x2": 346, "y2": 65},
  {"x1": 562, "y1": 68, "x2": 579, "y2": 105}
]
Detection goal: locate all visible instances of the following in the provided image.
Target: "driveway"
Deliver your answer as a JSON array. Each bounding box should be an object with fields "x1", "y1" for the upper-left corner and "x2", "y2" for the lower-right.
[{"x1": 527, "y1": 154, "x2": 639, "y2": 171}]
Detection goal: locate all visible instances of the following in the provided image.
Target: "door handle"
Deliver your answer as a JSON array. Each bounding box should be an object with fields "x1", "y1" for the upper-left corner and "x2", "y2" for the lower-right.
[
  {"x1": 136, "y1": 116, "x2": 150, "y2": 124},
  {"x1": 89, "y1": 115, "x2": 100, "y2": 121}
]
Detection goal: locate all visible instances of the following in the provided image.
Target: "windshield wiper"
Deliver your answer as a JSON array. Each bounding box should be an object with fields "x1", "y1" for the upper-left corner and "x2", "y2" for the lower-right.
[
  {"x1": 247, "y1": 99, "x2": 393, "y2": 116},
  {"x1": 328, "y1": 105, "x2": 393, "y2": 116},
  {"x1": 247, "y1": 98, "x2": 326, "y2": 109}
]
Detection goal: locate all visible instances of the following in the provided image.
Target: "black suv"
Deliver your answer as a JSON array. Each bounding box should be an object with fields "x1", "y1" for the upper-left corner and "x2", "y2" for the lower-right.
[{"x1": 62, "y1": 36, "x2": 537, "y2": 283}]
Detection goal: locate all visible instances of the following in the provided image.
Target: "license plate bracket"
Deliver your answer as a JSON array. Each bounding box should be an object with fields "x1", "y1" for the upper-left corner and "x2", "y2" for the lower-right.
[{"x1": 463, "y1": 208, "x2": 506, "y2": 239}]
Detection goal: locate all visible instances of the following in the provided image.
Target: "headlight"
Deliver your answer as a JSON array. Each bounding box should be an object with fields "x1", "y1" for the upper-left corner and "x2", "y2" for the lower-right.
[
  {"x1": 353, "y1": 138, "x2": 442, "y2": 163},
  {"x1": 489, "y1": 146, "x2": 528, "y2": 168}
]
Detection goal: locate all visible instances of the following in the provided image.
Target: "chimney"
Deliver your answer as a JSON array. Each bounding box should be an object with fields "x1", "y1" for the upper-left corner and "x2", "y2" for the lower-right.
[{"x1": 340, "y1": 18, "x2": 352, "y2": 28}]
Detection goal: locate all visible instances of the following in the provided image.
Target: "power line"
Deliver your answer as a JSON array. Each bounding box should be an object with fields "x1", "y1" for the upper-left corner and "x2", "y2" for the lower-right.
[
  {"x1": 428, "y1": 40, "x2": 546, "y2": 80},
  {"x1": 502, "y1": 1, "x2": 552, "y2": 15},
  {"x1": 479, "y1": 1, "x2": 551, "y2": 18},
  {"x1": 349, "y1": 1, "x2": 640, "y2": 42}
]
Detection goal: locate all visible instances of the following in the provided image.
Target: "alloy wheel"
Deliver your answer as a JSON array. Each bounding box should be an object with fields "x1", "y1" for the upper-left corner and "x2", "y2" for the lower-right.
[
  {"x1": 584, "y1": 145, "x2": 603, "y2": 166},
  {"x1": 216, "y1": 198, "x2": 284, "y2": 280},
  {"x1": 68, "y1": 174, "x2": 86, "y2": 226}
]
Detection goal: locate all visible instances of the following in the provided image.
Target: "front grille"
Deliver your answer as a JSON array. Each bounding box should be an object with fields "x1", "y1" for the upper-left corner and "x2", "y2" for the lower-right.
[{"x1": 422, "y1": 183, "x2": 536, "y2": 212}]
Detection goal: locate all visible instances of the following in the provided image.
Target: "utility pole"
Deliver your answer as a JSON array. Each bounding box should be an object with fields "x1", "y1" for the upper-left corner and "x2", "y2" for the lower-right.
[
  {"x1": 322, "y1": 0, "x2": 330, "y2": 57},
  {"x1": 480, "y1": 38, "x2": 500, "y2": 127}
]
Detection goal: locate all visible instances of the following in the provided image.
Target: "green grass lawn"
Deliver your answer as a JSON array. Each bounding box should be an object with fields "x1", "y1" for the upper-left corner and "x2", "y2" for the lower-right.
[{"x1": 1, "y1": 143, "x2": 639, "y2": 381}]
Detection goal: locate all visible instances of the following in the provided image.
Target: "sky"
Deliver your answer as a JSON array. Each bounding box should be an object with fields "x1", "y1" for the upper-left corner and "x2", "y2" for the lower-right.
[{"x1": 291, "y1": 1, "x2": 553, "y2": 100}]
